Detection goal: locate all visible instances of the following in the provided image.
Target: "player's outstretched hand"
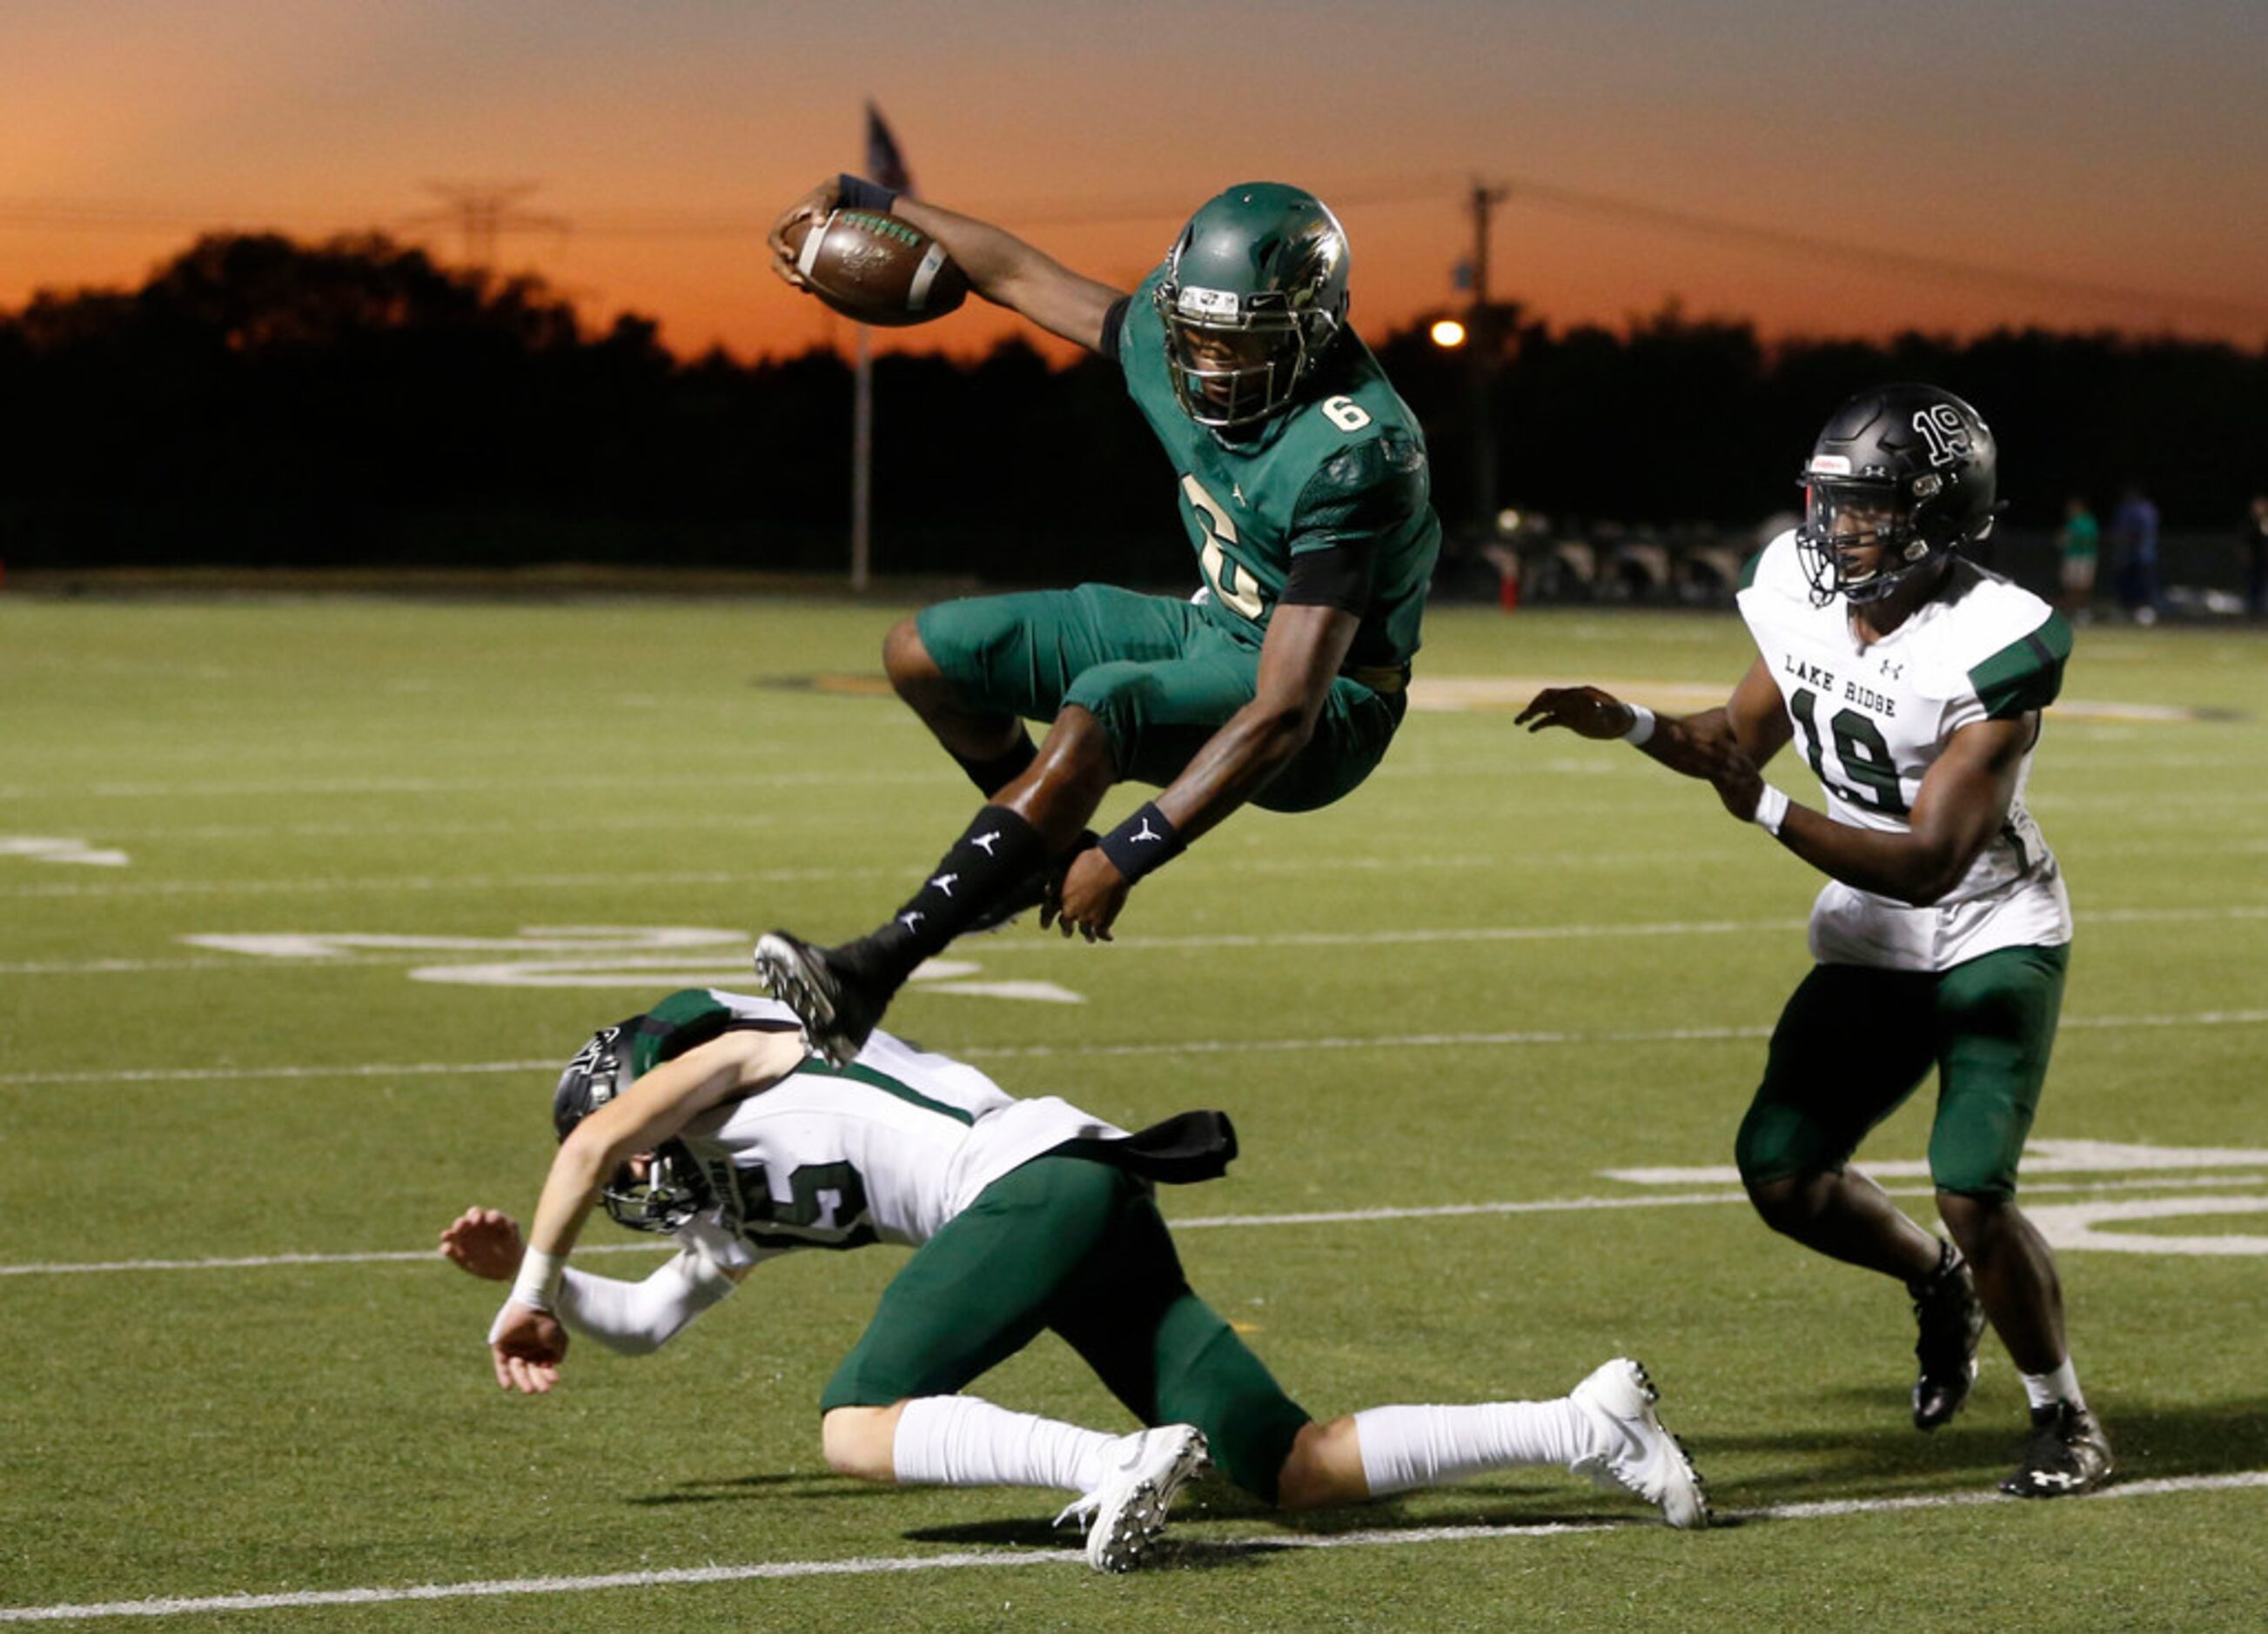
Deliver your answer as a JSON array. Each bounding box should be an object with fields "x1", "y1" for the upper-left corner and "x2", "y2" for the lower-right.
[
  {"x1": 440, "y1": 1207, "x2": 525, "y2": 1282},
  {"x1": 1049, "y1": 848, "x2": 1126, "y2": 943},
  {"x1": 766, "y1": 178, "x2": 843, "y2": 291},
  {"x1": 489, "y1": 1302, "x2": 569, "y2": 1395},
  {"x1": 1515, "y1": 685, "x2": 1638, "y2": 740}
]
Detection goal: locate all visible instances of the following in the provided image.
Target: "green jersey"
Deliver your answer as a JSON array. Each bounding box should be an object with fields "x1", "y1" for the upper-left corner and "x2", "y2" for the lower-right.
[{"x1": 1112, "y1": 268, "x2": 1441, "y2": 687}]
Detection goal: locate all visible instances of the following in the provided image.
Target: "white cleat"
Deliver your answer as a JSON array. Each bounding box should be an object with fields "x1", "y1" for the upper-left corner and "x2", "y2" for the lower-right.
[
  {"x1": 1569, "y1": 1357, "x2": 1711, "y2": 1530},
  {"x1": 1054, "y1": 1424, "x2": 1210, "y2": 1572}
]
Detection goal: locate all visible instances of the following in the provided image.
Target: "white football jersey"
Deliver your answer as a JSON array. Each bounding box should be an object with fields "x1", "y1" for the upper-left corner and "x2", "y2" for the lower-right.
[
  {"x1": 1737, "y1": 531, "x2": 2074, "y2": 972},
  {"x1": 661, "y1": 991, "x2": 1124, "y2": 1274}
]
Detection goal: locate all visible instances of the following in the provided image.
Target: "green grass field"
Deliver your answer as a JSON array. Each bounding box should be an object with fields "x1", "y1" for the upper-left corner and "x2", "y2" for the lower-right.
[{"x1": 3, "y1": 594, "x2": 2264, "y2": 1630}]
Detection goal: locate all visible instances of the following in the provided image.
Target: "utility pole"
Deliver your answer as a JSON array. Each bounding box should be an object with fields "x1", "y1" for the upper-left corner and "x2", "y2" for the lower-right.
[
  {"x1": 1467, "y1": 179, "x2": 1508, "y2": 540},
  {"x1": 851, "y1": 325, "x2": 874, "y2": 592},
  {"x1": 405, "y1": 183, "x2": 569, "y2": 269}
]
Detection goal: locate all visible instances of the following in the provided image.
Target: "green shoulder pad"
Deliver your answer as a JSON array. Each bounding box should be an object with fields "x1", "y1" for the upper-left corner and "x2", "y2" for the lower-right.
[
  {"x1": 627, "y1": 988, "x2": 735, "y2": 1075},
  {"x1": 1291, "y1": 432, "x2": 1427, "y2": 546},
  {"x1": 1969, "y1": 612, "x2": 2073, "y2": 720},
  {"x1": 1737, "y1": 548, "x2": 1764, "y2": 591}
]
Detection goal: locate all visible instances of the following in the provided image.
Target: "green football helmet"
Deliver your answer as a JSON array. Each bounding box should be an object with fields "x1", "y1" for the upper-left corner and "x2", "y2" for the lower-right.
[{"x1": 1155, "y1": 182, "x2": 1351, "y2": 430}]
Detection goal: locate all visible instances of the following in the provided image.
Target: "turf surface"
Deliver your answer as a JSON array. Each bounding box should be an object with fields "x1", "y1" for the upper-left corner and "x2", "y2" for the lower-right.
[{"x1": 3, "y1": 596, "x2": 2263, "y2": 1629}]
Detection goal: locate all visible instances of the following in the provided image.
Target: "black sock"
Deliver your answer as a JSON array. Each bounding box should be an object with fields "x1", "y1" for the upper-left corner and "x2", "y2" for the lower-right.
[
  {"x1": 841, "y1": 806, "x2": 1050, "y2": 985},
  {"x1": 950, "y1": 733, "x2": 1038, "y2": 797}
]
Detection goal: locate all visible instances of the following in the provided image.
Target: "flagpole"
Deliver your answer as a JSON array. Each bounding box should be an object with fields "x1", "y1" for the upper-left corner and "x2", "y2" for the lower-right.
[
  {"x1": 851, "y1": 323, "x2": 873, "y2": 592},
  {"x1": 853, "y1": 97, "x2": 912, "y2": 595}
]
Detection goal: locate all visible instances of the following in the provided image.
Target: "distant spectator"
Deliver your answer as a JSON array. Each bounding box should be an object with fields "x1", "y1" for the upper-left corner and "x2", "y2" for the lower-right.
[
  {"x1": 2245, "y1": 496, "x2": 2268, "y2": 620},
  {"x1": 2056, "y1": 497, "x2": 2099, "y2": 621},
  {"x1": 2109, "y1": 484, "x2": 2160, "y2": 626}
]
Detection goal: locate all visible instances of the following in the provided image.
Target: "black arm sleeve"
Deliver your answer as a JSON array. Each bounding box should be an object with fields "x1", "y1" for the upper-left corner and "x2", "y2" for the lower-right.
[
  {"x1": 1098, "y1": 296, "x2": 1131, "y2": 363},
  {"x1": 1281, "y1": 540, "x2": 1379, "y2": 613}
]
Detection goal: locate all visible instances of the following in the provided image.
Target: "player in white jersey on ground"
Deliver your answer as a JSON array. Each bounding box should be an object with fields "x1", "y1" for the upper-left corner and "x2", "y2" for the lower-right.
[
  {"x1": 441, "y1": 987, "x2": 1708, "y2": 1572},
  {"x1": 1518, "y1": 384, "x2": 2110, "y2": 1498}
]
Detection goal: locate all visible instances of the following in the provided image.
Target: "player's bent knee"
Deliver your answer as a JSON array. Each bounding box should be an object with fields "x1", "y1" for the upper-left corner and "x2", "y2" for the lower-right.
[
  {"x1": 883, "y1": 619, "x2": 943, "y2": 696},
  {"x1": 1274, "y1": 1417, "x2": 1362, "y2": 1513},
  {"x1": 821, "y1": 1403, "x2": 904, "y2": 1483},
  {"x1": 1037, "y1": 706, "x2": 1120, "y2": 781},
  {"x1": 1743, "y1": 1171, "x2": 1820, "y2": 1234},
  {"x1": 1934, "y1": 1188, "x2": 2016, "y2": 1247}
]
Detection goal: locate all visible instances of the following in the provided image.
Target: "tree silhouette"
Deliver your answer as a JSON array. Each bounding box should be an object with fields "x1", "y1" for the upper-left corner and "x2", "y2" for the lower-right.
[{"x1": 2, "y1": 232, "x2": 2260, "y2": 577}]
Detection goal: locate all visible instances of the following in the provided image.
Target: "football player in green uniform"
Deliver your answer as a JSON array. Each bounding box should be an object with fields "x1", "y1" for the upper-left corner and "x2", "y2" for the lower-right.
[
  {"x1": 757, "y1": 177, "x2": 1440, "y2": 1066},
  {"x1": 1518, "y1": 385, "x2": 2111, "y2": 1500},
  {"x1": 443, "y1": 988, "x2": 1707, "y2": 1572}
]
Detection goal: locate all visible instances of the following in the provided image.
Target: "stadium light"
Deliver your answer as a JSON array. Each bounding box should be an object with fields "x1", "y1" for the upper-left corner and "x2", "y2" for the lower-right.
[{"x1": 1430, "y1": 318, "x2": 1467, "y2": 349}]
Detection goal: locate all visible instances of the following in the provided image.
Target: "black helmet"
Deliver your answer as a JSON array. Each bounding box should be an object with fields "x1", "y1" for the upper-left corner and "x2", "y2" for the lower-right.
[
  {"x1": 1154, "y1": 182, "x2": 1351, "y2": 429},
  {"x1": 1795, "y1": 384, "x2": 1998, "y2": 606},
  {"x1": 553, "y1": 1020, "x2": 713, "y2": 1234}
]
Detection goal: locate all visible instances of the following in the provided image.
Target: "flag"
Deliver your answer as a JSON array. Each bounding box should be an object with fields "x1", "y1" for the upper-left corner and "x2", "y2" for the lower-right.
[{"x1": 865, "y1": 101, "x2": 916, "y2": 198}]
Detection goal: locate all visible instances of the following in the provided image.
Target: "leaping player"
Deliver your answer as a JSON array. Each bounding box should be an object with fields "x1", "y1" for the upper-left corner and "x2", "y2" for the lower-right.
[{"x1": 755, "y1": 175, "x2": 1440, "y2": 1067}]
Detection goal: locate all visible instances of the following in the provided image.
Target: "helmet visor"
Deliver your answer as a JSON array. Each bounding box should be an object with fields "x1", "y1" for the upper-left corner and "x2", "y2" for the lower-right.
[
  {"x1": 1160, "y1": 292, "x2": 1305, "y2": 428},
  {"x1": 1807, "y1": 478, "x2": 1902, "y2": 549},
  {"x1": 1800, "y1": 477, "x2": 1913, "y2": 599},
  {"x1": 1805, "y1": 478, "x2": 1914, "y2": 579}
]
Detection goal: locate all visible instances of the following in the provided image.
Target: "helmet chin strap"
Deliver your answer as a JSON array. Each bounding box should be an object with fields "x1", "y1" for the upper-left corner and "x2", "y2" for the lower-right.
[{"x1": 1845, "y1": 544, "x2": 1950, "y2": 606}]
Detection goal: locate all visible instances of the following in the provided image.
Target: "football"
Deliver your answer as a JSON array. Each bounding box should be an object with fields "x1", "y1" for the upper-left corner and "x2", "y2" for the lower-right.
[{"x1": 783, "y1": 208, "x2": 970, "y2": 327}]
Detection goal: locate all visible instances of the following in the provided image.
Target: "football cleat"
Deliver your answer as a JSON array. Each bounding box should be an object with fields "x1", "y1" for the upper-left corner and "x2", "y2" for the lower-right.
[
  {"x1": 1909, "y1": 1241, "x2": 1984, "y2": 1430},
  {"x1": 1568, "y1": 1357, "x2": 1711, "y2": 1530},
  {"x1": 752, "y1": 931, "x2": 888, "y2": 1068},
  {"x1": 1054, "y1": 1425, "x2": 1210, "y2": 1573},
  {"x1": 1999, "y1": 1402, "x2": 2114, "y2": 1498}
]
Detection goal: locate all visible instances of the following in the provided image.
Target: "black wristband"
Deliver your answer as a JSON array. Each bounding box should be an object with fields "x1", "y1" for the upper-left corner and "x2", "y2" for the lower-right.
[
  {"x1": 835, "y1": 173, "x2": 900, "y2": 214},
  {"x1": 1097, "y1": 802, "x2": 1184, "y2": 883}
]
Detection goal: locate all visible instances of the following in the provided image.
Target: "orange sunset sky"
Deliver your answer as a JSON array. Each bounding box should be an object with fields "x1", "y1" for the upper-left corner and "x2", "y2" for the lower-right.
[{"x1": 4, "y1": 0, "x2": 2265, "y2": 362}]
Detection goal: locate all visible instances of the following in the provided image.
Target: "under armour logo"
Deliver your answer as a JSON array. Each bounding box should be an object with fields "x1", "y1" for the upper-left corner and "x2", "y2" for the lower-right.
[
  {"x1": 971, "y1": 831, "x2": 1000, "y2": 855},
  {"x1": 929, "y1": 873, "x2": 956, "y2": 895},
  {"x1": 1231, "y1": 483, "x2": 1246, "y2": 506},
  {"x1": 897, "y1": 910, "x2": 924, "y2": 930},
  {"x1": 1131, "y1": 819, "x2": 1164, "y2": 844},
  {"x1": 1879, "y1": 660, "x2": 1904, "y2": 680}
]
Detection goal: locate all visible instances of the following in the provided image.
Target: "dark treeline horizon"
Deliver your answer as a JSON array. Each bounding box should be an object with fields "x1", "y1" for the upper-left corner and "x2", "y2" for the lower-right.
[{"x1": 3, "y1": 231, "x2": 2262, "y2": 579}]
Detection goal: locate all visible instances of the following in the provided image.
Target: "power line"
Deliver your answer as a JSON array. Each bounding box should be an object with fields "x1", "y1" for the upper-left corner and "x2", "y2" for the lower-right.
[
  {"x1": 1481, "y1": 171, "x2": 2268, "y2": 328},
  {"x1": 396, "y1": 182, "x2": 570, "y2": 268},
  {"x1": 2, "y1": 171, "x2": 2262, "y2": 328}
]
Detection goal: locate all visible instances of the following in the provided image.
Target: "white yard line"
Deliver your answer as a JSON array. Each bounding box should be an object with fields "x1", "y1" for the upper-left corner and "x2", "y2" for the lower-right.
[
  {"x1": 0, "y1": 1060, "x2": 560, "y2": 1087},
  {"x1": 3, "y1": 1174, "x2": 2255, "y2": 1280},
  {"x1": 3, "y1": 1472, "x2": 2261, "y2": 1624},
  {"x1": 0, "y1": 769, "x2": 938, "y2": 801},
  {"x1": 3, "y1": 902, "x2": 2262, "y2": 961},
  {"x1": 0, "y1": 867, "x2": 890, "y2": 901},
  {"x1": 5, "y1": 1006, "x2": 2267, "y2": 1089}
]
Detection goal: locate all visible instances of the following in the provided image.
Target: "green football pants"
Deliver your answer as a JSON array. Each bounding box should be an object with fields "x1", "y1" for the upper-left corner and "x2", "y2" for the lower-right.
[
  {"x1": 820, "y1": 1155, "x2": 1312, "y2": 1501},
  {"x1": 1735, "y1": 942, "x2": 2070, "y2": 1201},
  {"x1": 916, "y1": 583, "x2": 1403, "y2": 813}
]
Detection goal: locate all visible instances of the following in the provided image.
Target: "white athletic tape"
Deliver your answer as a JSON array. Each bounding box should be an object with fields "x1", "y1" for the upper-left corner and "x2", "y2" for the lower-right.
[
  {"x1": 909, "y1": 243, "x2": 948, "y2": 311},
  {"x1": 795, "y1": 218, "x2": 830, "y2": 279}
]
